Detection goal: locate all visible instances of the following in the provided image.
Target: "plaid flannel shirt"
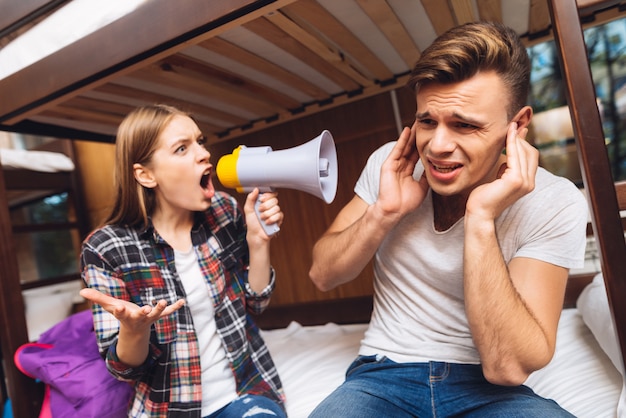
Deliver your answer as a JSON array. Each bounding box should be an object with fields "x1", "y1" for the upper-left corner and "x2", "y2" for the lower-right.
[{"x1": 81, "y1": 191, "x2": 285, "y2": 417}]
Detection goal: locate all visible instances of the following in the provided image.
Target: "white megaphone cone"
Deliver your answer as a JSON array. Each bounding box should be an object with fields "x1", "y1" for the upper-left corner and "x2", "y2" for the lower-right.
[{"x1": 216, "y1": 130, "x2": 338, "y2": 236}]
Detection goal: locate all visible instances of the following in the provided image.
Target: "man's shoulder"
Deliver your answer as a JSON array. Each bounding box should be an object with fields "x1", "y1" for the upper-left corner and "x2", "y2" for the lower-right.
[
  {"x1": 534, "y1": 167, "x2": 585, "y2": 199},
  {"x1": 526, "y1": 167, "x2": 588, "y2": 214},
  {"x1": 369, "y1": 141, "x2": 396, "y2": 161}
]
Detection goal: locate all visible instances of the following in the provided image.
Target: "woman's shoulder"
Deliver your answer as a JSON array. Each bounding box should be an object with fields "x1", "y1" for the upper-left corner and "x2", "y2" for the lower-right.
[{"x1": 83, "y1": 223, "x2": 143, "y2": 252}]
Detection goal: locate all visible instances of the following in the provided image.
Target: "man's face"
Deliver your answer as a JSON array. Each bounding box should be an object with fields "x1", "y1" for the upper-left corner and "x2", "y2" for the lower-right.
[{"x1": 413, "y1": 71, "x2": 512, "y2": 199}]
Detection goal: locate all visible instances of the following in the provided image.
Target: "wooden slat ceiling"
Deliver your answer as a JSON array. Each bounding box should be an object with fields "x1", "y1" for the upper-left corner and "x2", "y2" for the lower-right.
[{"x1": 0, "y1": 0, "x2": 625, "y2": 144}]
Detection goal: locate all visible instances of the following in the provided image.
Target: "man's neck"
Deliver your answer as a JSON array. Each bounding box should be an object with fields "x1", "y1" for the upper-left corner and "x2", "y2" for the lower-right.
[{"x1": 432, "y1": 192, "x2": 467, "y2": 232}]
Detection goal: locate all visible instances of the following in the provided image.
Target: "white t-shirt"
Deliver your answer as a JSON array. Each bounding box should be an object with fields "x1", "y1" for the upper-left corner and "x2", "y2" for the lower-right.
[
  {"x1": 175, "y1": 247, "x2": 237, "y2": 416},
  {"x1": 355, "y1": 141, "x2": 589, "y2": 364}
]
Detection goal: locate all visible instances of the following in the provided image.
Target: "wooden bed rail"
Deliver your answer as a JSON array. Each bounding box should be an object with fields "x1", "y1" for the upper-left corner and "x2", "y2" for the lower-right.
[
  {"x1": 0, "y1": 166, "x2": 43, "y2": 417},
  {"x1": 0, "y1": 0, "x2": 67, "y2": 39},
  {"x1": 256, "y1": 296, "x2": 373, "y2": 330},
  {"x1": 256, "y1": 274, "x2": 592, "y2": 329},
  {"x1": 549, "y1": 0, "x2": 626, "y2": 374},
  {"x1": 616, "y1": 180, "x2": 626, "y2": 209}
]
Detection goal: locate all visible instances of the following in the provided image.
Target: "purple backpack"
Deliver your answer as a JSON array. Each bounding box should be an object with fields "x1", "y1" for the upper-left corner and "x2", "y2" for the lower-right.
[{"x1": 15, "y1": 310, "x2": 133, "y2": 418}]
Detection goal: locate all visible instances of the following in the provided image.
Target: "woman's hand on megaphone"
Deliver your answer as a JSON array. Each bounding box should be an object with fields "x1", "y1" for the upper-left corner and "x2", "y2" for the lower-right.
[{"x1": 244, "y1": 188, "x2": 283, "y2": 241}]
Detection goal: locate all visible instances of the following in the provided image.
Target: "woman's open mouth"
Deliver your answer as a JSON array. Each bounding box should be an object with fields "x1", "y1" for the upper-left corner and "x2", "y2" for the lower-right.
[{"x1": 200, "y1": 170, "x2": 211, "y2": 189}]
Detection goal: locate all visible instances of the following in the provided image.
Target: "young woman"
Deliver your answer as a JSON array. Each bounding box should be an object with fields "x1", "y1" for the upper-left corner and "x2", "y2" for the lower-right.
[{"x1": 79, "y1": 104, "x2": 286, "y2": 417}]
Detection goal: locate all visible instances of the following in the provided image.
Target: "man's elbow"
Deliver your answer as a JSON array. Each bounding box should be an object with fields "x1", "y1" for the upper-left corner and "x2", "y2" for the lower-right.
[
  {"x1": 482, "y1": 364, "x2": 532, "y2": 386},
  {"x1": 308, "y1": 266, "x2": 335, "y2": 292},
  {"x1": 481, "y1": 352, "x2": 554, "y2": 386}
]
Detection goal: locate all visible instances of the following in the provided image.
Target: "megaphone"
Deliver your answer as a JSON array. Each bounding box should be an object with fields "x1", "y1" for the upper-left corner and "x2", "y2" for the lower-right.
[{"x1": 216, "y1": 130, "x2": 338, "y2": 236}]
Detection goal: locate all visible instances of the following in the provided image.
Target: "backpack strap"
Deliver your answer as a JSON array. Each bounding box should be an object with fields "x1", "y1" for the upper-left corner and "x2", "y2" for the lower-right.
[
  {"x1": 13, "y1": 343, "x2": 53, "y2": 378},
  {"x1": 14, "y1": 342, "x2": 54, "y2": 418}
]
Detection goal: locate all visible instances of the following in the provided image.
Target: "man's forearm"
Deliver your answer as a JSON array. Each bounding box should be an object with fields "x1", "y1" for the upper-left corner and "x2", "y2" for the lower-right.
[
  {"x1": 463, "y1": 215, "x2": 551, "y2": 385},
  {"x1": 310, "y1": 204, "x2": 397, "y2": 291}
]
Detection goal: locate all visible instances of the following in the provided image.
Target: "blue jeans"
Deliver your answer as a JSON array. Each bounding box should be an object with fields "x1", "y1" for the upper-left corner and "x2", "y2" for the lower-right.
[
  {"x1": 204, "y1": 394, "x2": 286, "y2": 418},
  {"x1": 309, "y1": 355, "x2": 575, "y2": 418}
]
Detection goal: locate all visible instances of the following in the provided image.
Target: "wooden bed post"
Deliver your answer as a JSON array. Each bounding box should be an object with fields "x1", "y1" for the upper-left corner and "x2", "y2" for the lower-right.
[
  {"x1": 548, "y1": 0, "x2": 626, "y2": 371},
  {"x1": 0, "y1": 163, "x2": 42, "y2": 417}
]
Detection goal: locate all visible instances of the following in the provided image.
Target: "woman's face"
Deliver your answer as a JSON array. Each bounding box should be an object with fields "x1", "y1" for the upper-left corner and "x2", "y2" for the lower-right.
[{"x1": 137, "y1": 114, "x2": 215, "y2": 216}]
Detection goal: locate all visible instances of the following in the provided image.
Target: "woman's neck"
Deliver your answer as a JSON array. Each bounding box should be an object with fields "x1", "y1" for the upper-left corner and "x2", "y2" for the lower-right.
[{"x1": 151, "y1": 208, "x2": 194, "y2": 252}]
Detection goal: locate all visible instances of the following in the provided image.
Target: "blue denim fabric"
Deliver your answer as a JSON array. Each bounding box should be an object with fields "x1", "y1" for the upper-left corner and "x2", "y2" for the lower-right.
[
  {"x1": 204, "y1": 394, "x2": 286, "y2": 418},
  {"x1": 309, "y1": 355, "x2": 575, "y2": 418}
]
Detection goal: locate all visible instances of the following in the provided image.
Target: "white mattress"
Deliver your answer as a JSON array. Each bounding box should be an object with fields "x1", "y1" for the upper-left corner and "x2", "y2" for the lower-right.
[
  {"x1": 262, "y1": 308, "x2": 623, "y2": 418},
  {"x1": 0, "y1": 148, "x2": 74, "y2": 172}
]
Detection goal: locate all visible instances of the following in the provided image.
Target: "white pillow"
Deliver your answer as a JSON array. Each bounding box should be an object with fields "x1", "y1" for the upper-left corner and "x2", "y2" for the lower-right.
[{"x1": 577, "y1": 273, "x2": 625, "y2": 416}]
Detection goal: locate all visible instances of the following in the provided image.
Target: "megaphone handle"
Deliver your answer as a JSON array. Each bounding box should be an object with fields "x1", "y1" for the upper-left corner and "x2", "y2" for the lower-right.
[{"x1": 254, "y1": 197, "x2": 280, "y2": 237}]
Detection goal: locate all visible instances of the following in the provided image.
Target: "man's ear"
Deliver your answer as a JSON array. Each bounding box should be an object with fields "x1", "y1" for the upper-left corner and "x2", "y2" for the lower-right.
[
  {"x1": 133, "y1": 163, "x2": 157, "y2": 189},
  {"x1": 513, "y1": 105, "x2": 533, "y2": 131}
]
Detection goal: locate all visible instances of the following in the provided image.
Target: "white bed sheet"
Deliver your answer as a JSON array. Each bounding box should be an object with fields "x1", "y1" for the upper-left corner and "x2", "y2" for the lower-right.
[{"x1": 262, "y1": 308, "x2": 623, "y2": 418}]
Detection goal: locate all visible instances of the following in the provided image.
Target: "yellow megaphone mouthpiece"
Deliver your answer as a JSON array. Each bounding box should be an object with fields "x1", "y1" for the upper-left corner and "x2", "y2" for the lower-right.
[{"x1": 216, "y1": 146, "x2": 243, "y2": 192}]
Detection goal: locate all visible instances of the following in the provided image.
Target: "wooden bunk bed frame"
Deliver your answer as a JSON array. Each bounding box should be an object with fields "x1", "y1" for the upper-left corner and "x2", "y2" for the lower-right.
[
  {"x1": 3, "y1": 140, "x2": 90, "y2": 290},
  {"x1": 0, "y1": 1, "x2": 625, "y2": 416},
  {"x1": 548, "y1": 0, "x2": 626, "y2": 370},
  {"x1": 0, "y1": 139, "x2": 90, "y2": 415}
]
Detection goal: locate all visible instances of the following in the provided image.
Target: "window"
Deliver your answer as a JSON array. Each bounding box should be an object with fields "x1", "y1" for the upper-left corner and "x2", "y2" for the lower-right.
[
  {"x1": 528, "y1": 17, "x2": 626, "y2": 184},
  {"x1": 10, "y1": 192, "x2": 81, "y2": 284}
]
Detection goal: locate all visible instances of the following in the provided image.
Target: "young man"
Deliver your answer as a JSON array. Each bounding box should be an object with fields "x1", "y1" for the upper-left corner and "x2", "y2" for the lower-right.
[{"x1": 309, "y1": 22, "x2": 587, "y2": 417}]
